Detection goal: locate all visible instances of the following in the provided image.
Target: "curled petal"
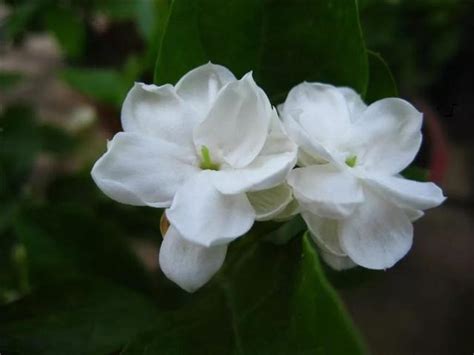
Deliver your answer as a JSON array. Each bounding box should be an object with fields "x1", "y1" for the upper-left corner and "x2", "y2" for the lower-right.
[
  {"x1": 340, "y1": 189, "x2": 413, "y2": 269},
  {"x1": 336, "y1": 86, "x2": 367, "y2": 117},
  {"x1": 166, "y1": 171, "x2": 255, "y2": 247},
  {"x1": 211, "y1": 116, "x2": 297, "y2": 194},
  {"x1": 273, "y1": 199, "x2": 300, "y2": 222},
  {"x1": 247, "y1": 184, "x2": 293, "y2": 221},
  {"x1": 194, "y1": 72, "x2": 272, "y2": 168},
  {"x1": 366, "y1": 174, "x2": 446, "y2": 211},
  {"x1": 280, "y1": 82, "x2": 351, "y2": 153},
  {"x1": 287, "y1": 164, "x2": 364, "y2": 219},
  {"x1": 176, "y1": 62, "x2": 236, "y2": 117},
  {"x1": 302, "y1": 212, "x2": 345, "y2": 256},
  {"x1": 319, "y1": 250, "x2": 357, "y2": 271},
  {"x1": 282, "y1": 115, "x2": 335, "y2": 163},
  {"x1": 159, "y1": 225, "x2": 227, "y2": 292},
  {"x1": 121, "y1": 83, "x2": 197, "y2": 149},
  {"x1": 91, "y1": 132, "x2": 198, "y2": 207}
]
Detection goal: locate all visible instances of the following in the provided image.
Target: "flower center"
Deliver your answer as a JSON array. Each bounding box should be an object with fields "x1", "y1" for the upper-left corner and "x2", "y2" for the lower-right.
[
  {"x1": 345, "y1": 154, "x2": 357, "y2": 168},
  {"x1": 199, "y1": 145, "x2": 220, "y2": 170}
]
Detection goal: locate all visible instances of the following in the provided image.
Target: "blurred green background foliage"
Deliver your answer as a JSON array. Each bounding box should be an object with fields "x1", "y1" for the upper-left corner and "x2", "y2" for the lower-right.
[{"x1": 1, "y1": 0, "x2": 473, "y2": 354}]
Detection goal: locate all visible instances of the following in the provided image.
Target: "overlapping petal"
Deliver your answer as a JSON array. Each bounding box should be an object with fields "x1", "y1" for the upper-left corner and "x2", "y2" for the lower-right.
[
  {"x1": 365, "y1": 174, "x2": 446, "y2": 210},
  {"x1": 340, "y1": 190, "x2": 413, "y2": 269},
  {"x1": 287, "y1": 164, "x2": 364, "y2": 219},
  {"x1": 210, "y1": 115, "x2": 296, "y2": 194},
  {"x1": 247, "y1": 184, "x2": 293, "y2": 221},
  {"x1": 176, "y1": 62, "x2": 236, "y2": 117},
  {"x1": 91, "y1": 132, "x2": 198, "y2": 207},
  {"x1": 302, "y1": 212, "x2": 345, "y2": 256},
  {"x1": 166, "y1": 171, "x2": 255, "y2": 247},
  {"x1": 319, "y1": 250, "x2": 357, "y2": 271},
  {"x1": 159, "y1": 226, "x2": 227, "y2": 293},
  {"x1": 280, "y1": 83, "x2": 352, "y2": 152},
  {"x1": 349, "y1": 98, "x2": 423, "y2": 175},
  {"x1": 194, "y1": 73, "x2": 272, "y2": 168},
  {"x1": 121, "y1": 83, "x2": 197, "y2": 150},
  {"x1": 282, "y1": 113, "x2": 335, "y2": 163},
  {"x1": 336, "y1": 87, "x2": 367, "y2": 117}
]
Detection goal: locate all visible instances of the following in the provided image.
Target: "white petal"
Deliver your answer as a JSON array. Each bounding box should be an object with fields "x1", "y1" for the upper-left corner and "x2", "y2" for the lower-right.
[
  {"x1": 340, "y1": 189, "x2": 413, "y2": 269},
  {"x1": 336, "y1": 87, "x2": 367, "y2": 117},
  {"x1": 319, "y1": 250, "x2": 357, "y2": 271},
  {"x1": 166, "y1": 171, "x2": 255, "y2": 247},
  {"x1": 247, "y1": 184, "x2": 293, "y2": 221},
  {"x1": 159, "y1": 225, "x2": 227, "y2": 293},
  {"x1": 404, "y1": 208, "x2": 424, "y2": 222},
  {"x1": 302, "y1": 212, "x2": 345, "y2": 256},
  {"x1": 287, "y1": 164, "x2": 364, "y2": 219},
  {"x1": 210, "y1": 119, "x2": 297, "y2": 194},
  {"x1": 91, "y1": 132, "x2": 198, "y2": 207},
  {"x1": 121, "y1": 83, "x2": 198, "y2": 150},
  {"x1": 273, "y1": 199, "x2": 300, "y2": 222},
  {"x1": 282, "y1": 113, "x2": 335, "y2": 163},
  {"x1": 194, "y1": 72, "x2": 272, "y2": 168},
  {"x1": 366, "y1": 175, "x2": 445, "y2": 210},
  {"x1": 280, "y1": 82, "x2": 351, "y2": 152},
  {"x1": 176, "y1": 63, "x2": 236, "y2": 117},
  {"x1": 350, "y1": 98, "x2": 423, "y2": 175}
]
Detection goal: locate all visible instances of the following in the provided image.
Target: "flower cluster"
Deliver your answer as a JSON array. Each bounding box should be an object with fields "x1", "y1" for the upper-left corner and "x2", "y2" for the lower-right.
[{"x1": 92, "y1": 64, "x2": 445, "y2": 292}]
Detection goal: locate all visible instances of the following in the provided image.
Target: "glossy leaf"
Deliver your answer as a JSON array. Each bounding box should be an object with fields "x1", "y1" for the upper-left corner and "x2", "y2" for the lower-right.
[
  {"x1": 0, "y1": 278, "x2": 160, "y2": 355},
  {"x1": 121, "y1": 233, "x2": 367, "y2": 354},
  {"x1": 155, "y1": 0, "x2": 369, "y2": 99},
  {"x1": 365, "y1": 50, "x2": 398, "y2": 103}
]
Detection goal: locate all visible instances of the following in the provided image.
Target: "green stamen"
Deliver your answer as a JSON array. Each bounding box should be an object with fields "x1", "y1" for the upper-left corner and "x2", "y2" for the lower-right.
[
  {"x1": 345, "y1": 154, "x2": 357, "y2": 168},
  {"x1": 200, "y1": 146, "x2": 220, "y2": 170}
]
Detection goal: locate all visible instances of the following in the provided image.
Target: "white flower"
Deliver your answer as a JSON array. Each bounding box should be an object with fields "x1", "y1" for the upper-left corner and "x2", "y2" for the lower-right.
[
  {"x1": 91, "y1": 63, "x2": 297, "y2": 291},
  {"x1": 280, "y1": 82, "x2": 445, "y2": 270}
]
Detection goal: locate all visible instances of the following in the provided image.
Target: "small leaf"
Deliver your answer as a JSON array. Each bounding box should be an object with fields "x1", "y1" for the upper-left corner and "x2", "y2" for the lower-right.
[{"x1": 60, "y1": 68, "x2": 130, "y2": 107}]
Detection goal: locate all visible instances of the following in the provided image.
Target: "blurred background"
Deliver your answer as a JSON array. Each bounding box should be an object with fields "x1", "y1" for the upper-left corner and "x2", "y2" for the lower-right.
[{"x1": 0, "y1": 1, "x2": 473, "y2": 354}]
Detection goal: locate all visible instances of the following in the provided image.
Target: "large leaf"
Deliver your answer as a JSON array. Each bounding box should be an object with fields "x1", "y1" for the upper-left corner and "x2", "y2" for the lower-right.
[
  {"x1": 121, "y1": 233, "x2": 367, "y2": 354},
  {"x1": 0, "y1": 278, "x2": 160, "y2": 355},
  {"x1": 154, "y1": 0, "x2": 368, "y2": 100},
  {"x1": 0, "y1": 232, "x2": 367, "y2": 354},
  {"x1": 14, "y1": 179, "x2": 156, "y2": 295},
  {"x1": 365, "y1": 50, "x2": 398, "y2": 103}
]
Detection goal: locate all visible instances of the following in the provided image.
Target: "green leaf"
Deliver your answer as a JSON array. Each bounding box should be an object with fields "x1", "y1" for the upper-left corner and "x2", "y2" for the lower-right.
[
  {"x1": 60, "y1": 68, "x2": 130, "y2": 107},
  {"x1": 121, "y1": 233, "x2": 367, "y2": 354},
  {"x1": 0, "y1": 278, "x2": 160, "y2": 355},
  {"x1": 16, "y1": 195, "x2": 154, "y2": 294},
  {"x1": 364, "y1": 50, "x2": 398, "y2": 103},
  {"x1": 1, "y1": 217, "x2": 367, "y2": 354},
  {"x1": 155, "y1": 0, "x2": 368, "y2": 99},
  {"x1": 401, "y1": 166, "x2": 429, "y2": 182}
]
